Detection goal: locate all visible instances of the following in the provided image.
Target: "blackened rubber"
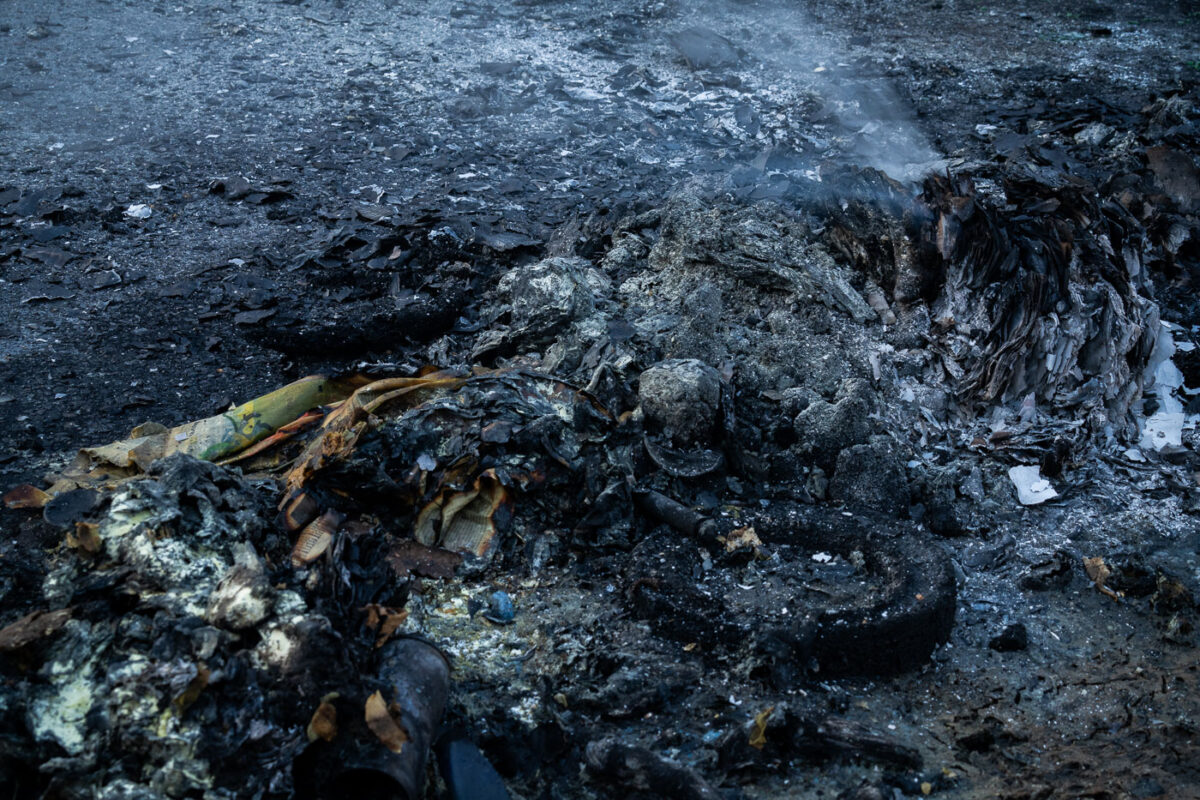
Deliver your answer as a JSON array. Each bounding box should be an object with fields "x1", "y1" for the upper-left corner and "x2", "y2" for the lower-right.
[{"x1": 750, "y1": 502, "x2": 957, "y2": 677}]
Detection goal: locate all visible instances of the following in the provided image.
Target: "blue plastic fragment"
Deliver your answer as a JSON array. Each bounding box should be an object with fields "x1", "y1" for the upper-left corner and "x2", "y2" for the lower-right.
[
  {"x1": 436, "y1": 735, "x2": 511, "y2": 800},
  {"x1": 483, "y1": 590, "x2": 515, "y2": 624}
]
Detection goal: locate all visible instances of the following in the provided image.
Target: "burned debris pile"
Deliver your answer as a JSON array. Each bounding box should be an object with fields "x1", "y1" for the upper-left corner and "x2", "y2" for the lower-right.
[{"x1": 3, "y1": 46, "x2": 1200, "y2": 798}]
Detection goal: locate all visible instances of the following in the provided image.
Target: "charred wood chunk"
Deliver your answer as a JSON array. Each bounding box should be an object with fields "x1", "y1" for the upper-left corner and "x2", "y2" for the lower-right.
[
  {"x1": 720, "y1": 705, "x2": 921, "y2": 772},
  {"x1": 585, "y1": 738, "x2": 722, "y2": 800}
]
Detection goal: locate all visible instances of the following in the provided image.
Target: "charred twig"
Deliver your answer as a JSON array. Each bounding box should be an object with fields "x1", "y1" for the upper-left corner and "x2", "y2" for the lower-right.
[
  {"x1": 585, "y1": 739, "x2": 722, "y2": 800},
  {"x1": 633, "y1": 489, "x2": 719, "y2": 544}
]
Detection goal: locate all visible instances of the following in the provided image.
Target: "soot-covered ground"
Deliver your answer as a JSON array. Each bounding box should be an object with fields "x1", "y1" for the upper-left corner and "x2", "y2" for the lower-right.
[{"x1": 2, "y1": 1, "x2": 1199, "y2": 799}]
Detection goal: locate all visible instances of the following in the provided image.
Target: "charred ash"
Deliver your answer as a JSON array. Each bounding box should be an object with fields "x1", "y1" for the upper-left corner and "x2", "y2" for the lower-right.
[{"x1": 2, "y1": 1, "x2": 1200, "y2": 799}]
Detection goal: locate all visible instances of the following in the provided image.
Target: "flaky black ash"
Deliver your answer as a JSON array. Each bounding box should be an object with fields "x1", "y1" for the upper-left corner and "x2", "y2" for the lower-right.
[
  {"x1": 6, "y1": 145, "x2": 1199, "y2": 797},
  {"x1": 2, "y1": 2, "x2": 1200, "y2": 799}
]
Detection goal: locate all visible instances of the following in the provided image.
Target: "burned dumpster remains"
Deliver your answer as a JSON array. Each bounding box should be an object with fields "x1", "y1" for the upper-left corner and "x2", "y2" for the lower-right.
[{"x1": 2, "y1": 1, "x2": 1200, "y2": 798}]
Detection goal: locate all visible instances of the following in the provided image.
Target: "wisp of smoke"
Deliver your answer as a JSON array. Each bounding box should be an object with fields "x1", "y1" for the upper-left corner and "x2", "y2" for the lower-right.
[{"x1": 684, "y1": 0, "x2": 944, "y2": 183}]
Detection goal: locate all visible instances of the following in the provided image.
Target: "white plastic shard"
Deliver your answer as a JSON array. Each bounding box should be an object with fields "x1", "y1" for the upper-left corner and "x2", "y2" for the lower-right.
[
  {"x1": 1138, "y1": 321, "x2": 1197, "y2": 453},
  {"x1": 1123, "y1": 447, "x2": 1147, "y2": 462},
  {"x1": 1140, "y1": 412, "x2": 1186, "y2": 452},
  {"x1": 1008, "y1": 465, "x2": 1059, "y2": 506}
]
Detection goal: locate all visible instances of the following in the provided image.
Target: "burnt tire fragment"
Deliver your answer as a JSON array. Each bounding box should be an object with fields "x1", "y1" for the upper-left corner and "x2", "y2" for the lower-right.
[
  {"x1": 751, "y1": 503, "x2": 956, "y2": 677},
  {"x1": 627, "y1": 503, "x2": 955, "y2": 679}
]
